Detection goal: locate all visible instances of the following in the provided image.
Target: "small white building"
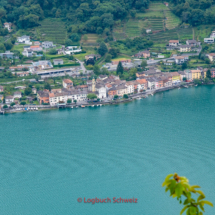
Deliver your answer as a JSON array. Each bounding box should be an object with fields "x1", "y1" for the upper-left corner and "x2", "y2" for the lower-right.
[
  {"x1": 204, "y1": 38, "x2": 214, "y2": 43},
  {"x1": 4, "y1": 23, "x2": 12, "y2": 31},
  {"x1": 65, "y1": 46, "x2": 82, "y2": 55},
  {"x1": 53, "y1": 59, "x2": 64, "y2": 65},
  {"x1": 5, "y1": 96, "x2": 14, "y2": 104},
  {"x1": 125, "y1": 81, "x2": 135, "y2": 94},
  {"x1": 22, "y1": 49, "x2": 33, "y2": 57},
  {"x1": 63, "y1": 79, "x2": 73, "y2": 89},
  {"x1": 146, "y1": 29, "x2": 151, "y2": 33},
  {"x1": 13, "y1": 91, "x2": 22, "y2": 98},
  {"x1": 42, "y1": 41, "x2": 54, "y2": 49},
  {"x1": 169, "y1": 40, "x2": 179, "y2": 46},
  {"x1": 17, "y1": 35, "x2": 32, "y2": 45}
]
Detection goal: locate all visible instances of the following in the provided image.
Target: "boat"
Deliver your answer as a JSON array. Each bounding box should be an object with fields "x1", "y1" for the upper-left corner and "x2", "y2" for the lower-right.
[
  {"x1": 100, "y1": 104, "x2": 102, "y2": 106},
  {"x1": 91, "y1": 105, "x2": 94, "y2": 107},
  {"x1": 76, "y1": 106, "x2": 78, "y2": 108},
  {"x1": 151, "y1": 94, "x2": 154, "y2": 96},
  {"x1": 71, "y1": 106, "x2": 73, "y2": 109},
  {"x1": 136, "y1": 97, "x2": 142, "y2": 100},
  {"x1": 97, "y1": 104, "x2": 99, "y2": 107},
  {"x1": 81, "y1": 105, "x2": 85, "y2": 108},
  {"x1": 178, "y1": 87, "x2": 181, "y2": 90},
  {"x1": 195, "y1": 84, "x2": 198, "y2": 87}
]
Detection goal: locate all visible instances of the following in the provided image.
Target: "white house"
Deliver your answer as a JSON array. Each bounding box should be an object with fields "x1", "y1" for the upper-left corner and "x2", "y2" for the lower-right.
[
  {"x1": 49, "y1": 90, "x2": 88, "y2": 106},
  {"x1": 42, "y1": 41, "x2": 54, "y2": 49},
  {"x1": 146, "y1": 29, "x2": 151, "y2": 33},
  {"x1": 22, "y1": 49, "x2": 33, "y2": 57},
  {"x1": 4, "y1": 23, "x2": 12, "y2": 31},
  {"x1": 125, "y1": 81, "x2": 135, "y2": 94},
  {"x1": 204, "y1": 38, "x2": 214, "y2": 43},
  {"x1": 169, "y1": 40, "x2": 179, "y2": 46},
  {"x1": 5, "y1": 96, "x2": 14, "y2": 104},
  {"x1": 13, "y1": 91, "x2": 22, "y2": 98},
  {"x1": 65, "y1": 46, "x2": 82, "y2": 55},
  {"x1": 63, "y1": 79, "x2": 73, "y2": 89},
  {"x1": 53, "y1": 59, "x2": 64, "y2": 65},
  {"x1": 17, "y1": 35, "x2": 32, "y2": 45}
]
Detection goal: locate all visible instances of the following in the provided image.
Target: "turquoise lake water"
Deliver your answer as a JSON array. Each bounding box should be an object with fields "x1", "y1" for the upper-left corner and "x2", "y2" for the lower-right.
[{"x1": 0, "y1": 86, "x2": 215, "y2": 215}]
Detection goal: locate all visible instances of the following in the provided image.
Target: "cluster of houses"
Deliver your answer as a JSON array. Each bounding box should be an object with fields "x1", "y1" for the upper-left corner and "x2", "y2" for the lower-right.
[
  {"x1": 35, "y1": 65, "x2": 214, "y2": 106},
  {"x1": 1, "y1": 86, "x2": 37, "y2": 105},
  {"x1": 167, "y1": 39, "x2": 200, "y2": 52}
]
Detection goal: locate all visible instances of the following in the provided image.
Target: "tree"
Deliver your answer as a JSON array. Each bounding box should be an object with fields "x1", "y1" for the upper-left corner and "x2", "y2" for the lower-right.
[
  {"x1": 20, "y1": 101, "x2": 26, "y2": 106},
  {"x1": 182, "y1": 62, "x2": 187, "y2": 70},
  {"x1": 93, "y1": 65, "x2": 100, "y2": 75},
  {"x1": 44, "y1": 82, "x2": 51, "y2": 91},
  {"x1": 206, "y1": 69, "x2": 211, "y2": 79},
  {"x1": 162, "y1": 173, "x2": 213, "y2": 215},
  {"x1": 4, "y1": 40, "x2": 13, "y2": 50},
  {"x1": 74, "y1": 99, "x2": 77, "y2": 104},
  {"x1": 141, "y1": 60, "x2": 147, "y2": 68},
  {"x1": 65, "y1": 39, "x2": 73, "y2": 46},
  {"x1": 48, "y1": 49, "x2": 57, "y2": 55},
  {"x1": 183, "y1": 77, "x2": 187, "y2": 81},
  {"x1": 10, "y1": 102, "x2": 15, "y2": 106},
  {"x1": 109, "y1": 48, "x2": 119, "y2": 58},
  {"x1": 70, "y1": 33, "x2": 80, "y2": 42},
  {"x1": 25, "y1": 87, "x2": 32, "y2": 95},
  {"x1": 114, "y1": 95, "x2": 119, "y2": 99},
  {"x1": 98, "y1": 42, "x2": 108, "y2": 56},
  {"x1": 87, "y1": 93, "x2": 97, "y2": 100},
  {"x1": 123, "y1": 94, "x2": 128, "y2": 99},
  {"x1": 105, "y1": 54, "x2": 112, "y2": 62},
  {"x1": 3, "y1": 105, "x2": 8, "y2": 109},
  {"x1": 116, "y1": 62, "x2": 123, "y2": 75},
  {"x1": 67, "y1": 99, "x2": 72, "y2": 104}
]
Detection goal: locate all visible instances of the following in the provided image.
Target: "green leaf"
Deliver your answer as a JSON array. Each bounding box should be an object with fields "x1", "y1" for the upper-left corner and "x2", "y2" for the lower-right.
[
  {"x1": 162, "y1": 179, "x2": 172, "y2": 187},
  {"x1": 189, "y1": 206, "x2": 196, "y2": 215},
  {"x1": 196, "y1": 190, "x2": 205, "y2": 197},
  {"x1": 199, "y1": 202, "x2": 205, "y2": 212},
  {"x1": 180, "y1": 205, "x2": 189, "y2": 215},
  {"x1": 175, "y1": 183, "x2": 184, "y2": 197},
  {"x1": 190, "y1": 185, "x2": 201, "y2": 189},
  {"x1": 170, "y1": 180, "x2": 177, "y2": 196},
  {"x1": 200, "y1": 200, "x2": 214, "y2": 207},
  {"x1": 162, "y1": 174, "x2": 173, "y2": 187},
  {"x1": 165, "y1": 187, "x2": 169, "y2": 192},
  {"x1": 183, "y1": 199, "x2": 189, "y2": 205},
  {"x1": 197, "y1": 195, "x2": 205, "y2": 202}
]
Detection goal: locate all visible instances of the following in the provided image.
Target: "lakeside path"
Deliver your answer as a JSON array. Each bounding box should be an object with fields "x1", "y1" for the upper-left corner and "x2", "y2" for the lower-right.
[{"x1": 1, "y1": 82, "x2": 194, "y2": 114}]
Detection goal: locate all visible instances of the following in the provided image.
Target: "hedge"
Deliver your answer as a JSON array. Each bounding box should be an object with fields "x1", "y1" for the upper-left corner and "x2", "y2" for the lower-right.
[{"x1": 53, "y1": 63, "x2": 80, "y2": 68}]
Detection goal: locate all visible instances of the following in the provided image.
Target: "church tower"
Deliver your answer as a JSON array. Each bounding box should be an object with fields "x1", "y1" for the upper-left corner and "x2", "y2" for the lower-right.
[{"x1": 92, "y1": 78, "x2": 96, "y2": 92}]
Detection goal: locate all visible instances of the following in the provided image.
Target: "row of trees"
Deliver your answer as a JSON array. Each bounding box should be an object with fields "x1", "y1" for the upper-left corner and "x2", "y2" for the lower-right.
[
  {"x1": 1, "y1": 0, "x2": 150, "y2": 31},
  {"x1": 171, "y1": 0, "x2": 215, "y2": 26}
]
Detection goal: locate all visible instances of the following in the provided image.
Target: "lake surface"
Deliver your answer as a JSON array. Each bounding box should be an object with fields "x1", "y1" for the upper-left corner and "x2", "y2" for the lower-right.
[{"x1": 0, "y1": 86, "x2": 215, "y2": 215}]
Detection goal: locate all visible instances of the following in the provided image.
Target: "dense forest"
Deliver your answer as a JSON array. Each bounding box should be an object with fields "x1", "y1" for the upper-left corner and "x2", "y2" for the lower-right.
[
  {"x1": 0, "y1": 0, "x2": 150, "y2": 33},
  {"x1": 171, "y1": 0, "x2": 215, "y2": 26}
]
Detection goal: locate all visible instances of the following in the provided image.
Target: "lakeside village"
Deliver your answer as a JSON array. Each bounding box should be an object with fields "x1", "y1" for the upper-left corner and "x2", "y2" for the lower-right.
[{"x1": 2, "y1": 26, "x2": 215, "y2": 113}]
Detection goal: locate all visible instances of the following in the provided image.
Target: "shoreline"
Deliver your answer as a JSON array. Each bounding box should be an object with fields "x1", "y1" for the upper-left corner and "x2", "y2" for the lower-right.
[{"x1": 1, "y1": 82, "x2": 211, "y2": 115}]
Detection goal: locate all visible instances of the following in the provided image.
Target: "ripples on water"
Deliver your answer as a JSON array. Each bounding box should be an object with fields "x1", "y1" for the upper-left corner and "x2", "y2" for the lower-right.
[{"x1": 0, "y1": 86, "x2": 215, "y2": 214}]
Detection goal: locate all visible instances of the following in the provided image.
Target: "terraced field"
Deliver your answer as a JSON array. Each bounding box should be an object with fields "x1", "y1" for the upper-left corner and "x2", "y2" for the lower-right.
[
  {"x1": 37, "y1": 19, "x2": 67, "y2": 44},
  {"x1": 136, "y1": 11, "x2": 164, "y2": 18},
  {"x1": 113, "y1": 25, "x2": 127, "y2": 40},
  {"x1": 176, "y1": 28, "x2": 193, "y2": 41},
  {"x1": 81, "y1": 34, "x2": 100, "y2": 46},
  {"x1": 149, "y1": 19, "x2": 164, "y2": 31},
  {"x1": 165, "y1": 11, "x2": 181, "y2": 29},
  {"x1": 150, "y1": 29, "x2": 178, "y2": 43},
  {"x1": 125, "y1": 19, "x2": 141, "y2": 38}
]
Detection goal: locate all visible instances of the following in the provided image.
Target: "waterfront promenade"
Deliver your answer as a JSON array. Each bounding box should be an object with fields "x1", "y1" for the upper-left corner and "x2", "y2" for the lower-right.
[{"x1": 1, "y1": 82, "x2": 194, "y2": 114}]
